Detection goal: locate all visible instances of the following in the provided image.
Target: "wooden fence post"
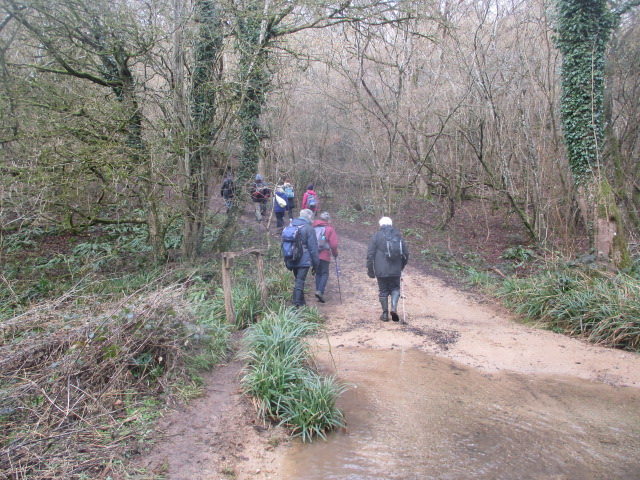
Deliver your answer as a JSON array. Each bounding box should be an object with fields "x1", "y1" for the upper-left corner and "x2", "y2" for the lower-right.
[
  {"x1": 221, "y1": 253, "x2": 236, "y2": 324},
  {"x1": 220, "y1": 249, "x2": 267, "y2": 324},
  {"x1": 253, "y1": 251, "x2": 268, "y2": 303}
]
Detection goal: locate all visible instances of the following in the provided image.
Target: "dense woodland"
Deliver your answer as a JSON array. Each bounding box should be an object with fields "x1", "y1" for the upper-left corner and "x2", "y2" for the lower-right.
[
  {"x1": 1, "y1": 0, "x2": 640, "y2": 478},
  {"x1": 1, "y1": 0, "x2": 639, "y2": 262}
]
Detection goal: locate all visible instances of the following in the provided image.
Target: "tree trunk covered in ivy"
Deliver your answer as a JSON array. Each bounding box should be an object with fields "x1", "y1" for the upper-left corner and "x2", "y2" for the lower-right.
[
  {"x1": 237, "y1": 3, "x2": 272, "y2": 191},
  {"x1": 181, "y1": 0, "x2": 223, "y2": 258},
  {"x1": 553, "y1": 0, "x2": 636, "y2": 267},
  {"x1": 215, "y1": 3, "x2": 273, "y2": 250}
]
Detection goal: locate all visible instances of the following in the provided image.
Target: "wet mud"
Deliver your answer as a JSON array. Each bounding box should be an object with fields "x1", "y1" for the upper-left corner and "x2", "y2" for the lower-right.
[{"x1": 280, "y1": 348, "x2": 640, "y2": 480}]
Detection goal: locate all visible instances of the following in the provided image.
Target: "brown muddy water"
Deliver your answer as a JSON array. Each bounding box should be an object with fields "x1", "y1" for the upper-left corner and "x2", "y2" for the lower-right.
[{"x1": 279, "y1": 348, "x2": 640, "y2": 480}]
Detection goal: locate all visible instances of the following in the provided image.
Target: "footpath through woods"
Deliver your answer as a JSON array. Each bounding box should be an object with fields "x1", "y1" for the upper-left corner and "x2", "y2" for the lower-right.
[{"x1": 133, "y1": 230, "x2": 640, "y2": 480}]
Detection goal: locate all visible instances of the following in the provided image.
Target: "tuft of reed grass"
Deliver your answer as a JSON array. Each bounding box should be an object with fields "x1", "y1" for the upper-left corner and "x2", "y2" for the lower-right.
[
  {"x1": 498, "y1": 264, "x2": 640, "y2": 351},
  {"x1": 240, "y1": 307, "x2": 345, "y2": 441},
  {"x1": 206, "y1": 280, "x2": 266, "y2": 329},
  {"x1": 278, "y1": 372, "x2": 347, "y2": 442}
]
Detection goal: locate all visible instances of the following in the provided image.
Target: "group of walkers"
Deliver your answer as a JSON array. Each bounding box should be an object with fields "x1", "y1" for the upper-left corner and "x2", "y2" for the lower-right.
[
  {"x1": 282, "y1": 208, "x2": 339, "y2": 306},
  {"x1": 221, "y1": 172, "x2": 318, "y2": 225},
  {"x1": 219, "y1": 172, "x2": 409, "y2": 321}
]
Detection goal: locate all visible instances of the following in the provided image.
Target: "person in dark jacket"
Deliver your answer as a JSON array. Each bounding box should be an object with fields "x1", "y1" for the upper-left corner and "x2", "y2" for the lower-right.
[
  {"x1": 366, "y1": 216, "x2": 409, "y2": 321},
  {"x1": 249, "y1": 174, "x2": 270, "y2": 222},
  {"x1": 220, "y1": 172, "x2": 235, "y2": 213},
  {"x1": 285, "y1": 209, "x2": 320, "y2": 307},
  {"x1": 312, "y1": 211, "x2": 339, "y2": 303}
]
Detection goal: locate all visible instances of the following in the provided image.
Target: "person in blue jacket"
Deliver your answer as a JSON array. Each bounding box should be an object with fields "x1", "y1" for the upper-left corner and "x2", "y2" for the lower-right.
[
  {"x1": 282, "y1": 180, "x2": 296, "y2": 220},
  {"x1": 285, "y1": 209, "x2": 320, "y2": 307},
  {"x1": 273, "y1": 185, "x2": 288, "y2": 233}
]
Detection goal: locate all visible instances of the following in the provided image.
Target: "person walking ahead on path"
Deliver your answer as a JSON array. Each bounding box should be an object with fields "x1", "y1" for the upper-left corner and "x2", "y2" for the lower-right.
[
  {"x1": 301, "y1": 184, "x2": 319, "y2": 214},
  {"x1": 366, "y1": 216, "x2": 409, "y2": 322},
  {"x1": 220, "y1": 172, "x2": 235, "y2": 213},
  {"x1": 273, "y1": 185, "x2": 288, "y2": 233},
  {"x1": 284, "y1": 209, "x2": 320, "y2": 307},
  {"x1": 312, "y1": 211, "x2": 339, "y2": 303},
  {"x1": 283, "y1": 180, "x2": 296, "y2": 220},
  {"x1": 250, "y1": 174, "x2": 270, "y2": 222}
]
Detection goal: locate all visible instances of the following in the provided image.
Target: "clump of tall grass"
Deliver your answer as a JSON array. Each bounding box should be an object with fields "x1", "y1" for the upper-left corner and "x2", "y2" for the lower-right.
[
  {"x1": 265, "y1": 261, "x2": 294, "y2": 305},
  {"x1": 241, "y1": 307, "x2": 346, "y2": 442},
  {"x1": 498, "y1": 263, "x2": 640, "y2": 351},
  {"x1": 198, "y1": 246, "x2": 294, "y2": 329},
  {"x1": 205, "y1": 279, "x2": 266, "y2": 329}
]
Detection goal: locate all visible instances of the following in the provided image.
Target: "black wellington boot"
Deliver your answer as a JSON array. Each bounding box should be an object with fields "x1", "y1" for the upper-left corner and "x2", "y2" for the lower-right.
[
  {"x1": 292, "y1": 288, "x2": 305, "y2": 307},
  {"x1": 390, "y1": 291, "x2": 400, "y2": 322},
  {"x1": 379, "y1": 297, "x2": 389, "y2": 322}
]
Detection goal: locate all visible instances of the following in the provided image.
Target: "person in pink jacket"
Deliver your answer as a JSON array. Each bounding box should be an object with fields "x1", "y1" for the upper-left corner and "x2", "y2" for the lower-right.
[
  {"x1": 312, "y1": 211, "x2": 339, "y2": 303},
  {"x1": 301, "y1": 184, "x2": 319, "y2": 214}
]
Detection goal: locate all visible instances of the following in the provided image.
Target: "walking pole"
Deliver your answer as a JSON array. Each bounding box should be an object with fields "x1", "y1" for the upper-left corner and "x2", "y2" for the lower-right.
[
  {"x1": 400, "y1": 272, "x2": 406, "y2": 324},
  {"x1": 334, "y1": 257, "x2": 343, "y2": 304}
]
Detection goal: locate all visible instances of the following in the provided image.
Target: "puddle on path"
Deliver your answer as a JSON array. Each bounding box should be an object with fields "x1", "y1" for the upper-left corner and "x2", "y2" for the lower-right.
[{"x1": 279, "y1": 348, "x2": 640, "y2": 479}]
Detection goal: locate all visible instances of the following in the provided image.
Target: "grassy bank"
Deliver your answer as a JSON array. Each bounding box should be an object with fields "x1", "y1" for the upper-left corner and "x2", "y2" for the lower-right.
[
  {"x1": 0, "y1": 269, "x2": 233, "y2": 479},
  {"x1": 497, "y1": 262, "x2": 640, "y2": 352},
  {"x1": 0, "y1": 221, "x2": 347, "y2": 478}
]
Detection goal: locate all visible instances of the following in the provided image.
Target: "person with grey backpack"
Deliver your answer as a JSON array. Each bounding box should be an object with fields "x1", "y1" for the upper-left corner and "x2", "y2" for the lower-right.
[
  {"x1": 301, "y1": 184, "x2": 319, "y2": 214},
  {"x1": 312, "y1": 212, "x2": 339, "y2": 303},
  {"x1": 220, "y1": 172, "x2": 235, "y2": 213},
  {"x1": 366, "y1": 217, "x2": 409, "y2": 321}
]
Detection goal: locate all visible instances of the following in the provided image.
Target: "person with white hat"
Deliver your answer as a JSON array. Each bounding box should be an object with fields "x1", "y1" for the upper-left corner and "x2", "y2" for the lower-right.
[{"x1": 366, "y1": 217, "x2": 409, "y2": 321}]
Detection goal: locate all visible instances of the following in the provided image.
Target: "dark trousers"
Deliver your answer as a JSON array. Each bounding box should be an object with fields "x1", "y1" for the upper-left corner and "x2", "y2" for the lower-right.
[
  {"x1": 376, "y1": 276, "x2": 401, "y2": 297},
  {"x1": 275, "y1": 211, "x2": 285, "y2": 229},
  {"x1": 315, "y1": 259, "x2": 330, "y2": 294},
  {"x1": 292, "y1": 267, "x2": 310, "y2": 306}
]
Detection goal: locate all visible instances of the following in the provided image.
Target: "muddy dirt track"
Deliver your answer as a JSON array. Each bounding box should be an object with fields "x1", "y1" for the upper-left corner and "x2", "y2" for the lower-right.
[{"x1": 134, "y1": 233, "x2": 640, "y2": 480}]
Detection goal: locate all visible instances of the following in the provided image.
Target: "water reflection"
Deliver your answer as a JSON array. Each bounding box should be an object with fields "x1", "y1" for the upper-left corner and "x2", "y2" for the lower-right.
[{"x1": 280, "y1": 348, "x2": 640, "y2": 479}]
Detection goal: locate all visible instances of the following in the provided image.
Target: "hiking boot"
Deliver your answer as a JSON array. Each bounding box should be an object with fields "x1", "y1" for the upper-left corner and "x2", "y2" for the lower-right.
[
  {"x1": 379, "y1": 297, "x2": 389, "y2": 322},
  {"x1": 315, "y1": 291, "x2": 325, "y2": 303}
]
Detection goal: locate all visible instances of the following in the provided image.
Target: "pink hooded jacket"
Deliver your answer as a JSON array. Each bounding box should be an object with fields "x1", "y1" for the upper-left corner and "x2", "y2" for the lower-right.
[
  {"x1": 302, "y1": 189, "x2": 319, "y2": 211},
  {"x1": 312, "y1": 219, "x2": 338, "y2": 262}
]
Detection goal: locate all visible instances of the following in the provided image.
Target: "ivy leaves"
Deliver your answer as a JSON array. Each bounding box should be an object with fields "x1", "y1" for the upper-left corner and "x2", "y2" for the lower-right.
[{"x1": 553, "y1": 0, "x2": 616, "y2": 185}]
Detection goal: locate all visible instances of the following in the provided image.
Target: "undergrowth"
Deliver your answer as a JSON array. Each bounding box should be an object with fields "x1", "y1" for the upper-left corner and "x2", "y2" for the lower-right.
[
  {"x1": 0, "y1": 271, "x2": 232, "y2": 479},
  {"x1": 498, "y1": 261, "x2": 640, "y2": 351},
  {"x1": 1, "y1": 218, "x2": 349, "y2": 477},
  {"x1": 0, "y1": 221, "x2": 249, "y2": 478}
]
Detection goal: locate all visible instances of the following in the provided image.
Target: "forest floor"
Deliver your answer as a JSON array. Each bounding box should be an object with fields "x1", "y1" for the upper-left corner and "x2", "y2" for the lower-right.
[{"x1": 130, "y1": 199, "x2": 640, "y2": 480}]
